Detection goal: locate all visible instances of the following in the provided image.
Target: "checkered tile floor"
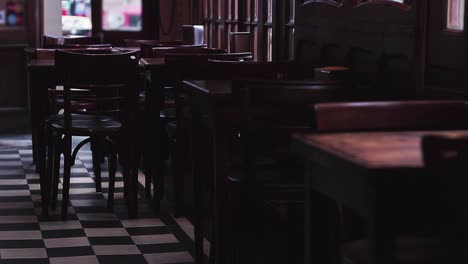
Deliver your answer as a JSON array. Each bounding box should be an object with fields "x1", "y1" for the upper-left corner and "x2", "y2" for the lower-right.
[{"x1": 0, "y1": 137, "x2": 195, "y2": 263}]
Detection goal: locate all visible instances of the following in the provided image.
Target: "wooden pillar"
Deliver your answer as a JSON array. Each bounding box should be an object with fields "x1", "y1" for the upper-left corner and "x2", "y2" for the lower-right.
[{"x1": 159, "y1": 0, "x2": 193, "y2": 40}]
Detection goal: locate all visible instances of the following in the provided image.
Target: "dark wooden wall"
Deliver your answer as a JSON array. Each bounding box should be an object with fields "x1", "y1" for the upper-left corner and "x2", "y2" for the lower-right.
[
  {"x1": 295, "y1": 0, "x2": 427, "y2": 99},
  {"x1": 0, "y1": 0, "x2": 41, "y2": 132},
  {"x1": 425, "y1": 1, "x2": 468, "y2": 98},
  {"x1": 159, "y1": 0, "x2": 196, "y2": 41}
]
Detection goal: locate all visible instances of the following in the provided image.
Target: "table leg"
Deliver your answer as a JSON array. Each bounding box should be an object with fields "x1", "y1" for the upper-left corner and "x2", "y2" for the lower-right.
[
  {"x1": 305, "y1": 162, "x2": 341, "y2": 264},
  {"x1": 212, "y1": 114, "x2": 231, "y2": 264},
  {"x1": 369, "y1": 180, "x2": 396, "y2": 264},
  {"x1": 191, "y1": 110, "x2": 205, "y2": 264}
]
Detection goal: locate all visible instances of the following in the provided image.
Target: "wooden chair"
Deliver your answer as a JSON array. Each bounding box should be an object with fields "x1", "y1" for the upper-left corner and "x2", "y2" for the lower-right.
[
  {"x1": 140, "y1": 43, "x2": 208, "y2": 58},
  {"x1": 203, "y1": 79, "x2": 350, "y2": 263},
  {"x1": 46, "y1": 49, "x2": 140, "y2": 219},
  {"x1": 124, "y1": 39, "x2": 189, "y2": 48},
  {"x1": 313, "y1": 100, "x2": 468, "y2": 264},
  {"x1": 139, "y1": 47, "x2": 233, "y2": 208},
  {"x1": 42, "y1": 35, "x2": 104, "y2": 48},
  {"x1": 314, "y1": 100, "x2": 468, "y2": 132},
  {"x1": 151, "y1": 46, "x2": 225, "y2": 58},
  {"x1": 229, "y1": 32, "x2": 251, "y2": 53}
]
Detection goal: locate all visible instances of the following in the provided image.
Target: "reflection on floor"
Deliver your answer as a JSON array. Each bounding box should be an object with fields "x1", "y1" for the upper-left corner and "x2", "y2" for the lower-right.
[{"x1": 0, "y1": 135, "x2": 194, "y2": 264}]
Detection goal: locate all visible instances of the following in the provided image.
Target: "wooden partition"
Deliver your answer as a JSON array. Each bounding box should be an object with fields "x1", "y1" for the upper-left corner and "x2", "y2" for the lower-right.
[
  {"x1": 295, "y1": 0, "x2": 426, "y2": 99},
  {"x1": 0, "y1": 0, "x2": 41, "y2": 131}
]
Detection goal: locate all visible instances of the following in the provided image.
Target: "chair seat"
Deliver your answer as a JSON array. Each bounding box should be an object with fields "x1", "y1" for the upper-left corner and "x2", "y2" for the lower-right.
[
  {"x1": 342, "y1": 236, "x2": 467, "y2": 264},
  {"x1": 47, "y1": 113, "x2": 113, "y2": 123},
  {"x1": 49, "y1": 114, "x2": 121, "y2": 136}
]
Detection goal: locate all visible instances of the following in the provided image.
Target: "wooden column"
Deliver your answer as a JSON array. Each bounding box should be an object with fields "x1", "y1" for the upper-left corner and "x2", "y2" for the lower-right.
[{"x1": 159, "y1": 0, "x2": 194, "y2": 40}]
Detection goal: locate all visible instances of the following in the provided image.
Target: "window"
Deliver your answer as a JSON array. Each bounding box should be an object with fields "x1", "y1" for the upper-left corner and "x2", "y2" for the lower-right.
[
  {"x1": 102, "y1": 0, "x2": 142, "y2": 31},
  {"x1": 201, "y1": 0, "x2": 291, "y2": 61},
  {"x1": 287, "y1": 0, "x2": 295, "y2": 60},
  {"x1": 265, "y1": 0, "x2": 273, "y2": 61},
  {"x1": 447, "y1": 0, "x2": 465, "y2": 31},
  {"x1": 62, "y1": 0, "x2": 92, "y2": 35}
]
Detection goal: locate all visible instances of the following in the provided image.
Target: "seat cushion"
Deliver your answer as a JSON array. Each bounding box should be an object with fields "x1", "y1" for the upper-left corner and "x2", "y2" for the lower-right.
[{"x1": 49, "y1": 114, "x2": 121, "y2": 136}]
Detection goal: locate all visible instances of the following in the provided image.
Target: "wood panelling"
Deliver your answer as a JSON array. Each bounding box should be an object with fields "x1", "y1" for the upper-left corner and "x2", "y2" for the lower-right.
[
  {"x1": 159, "y1": 0, "x2": 194, "y2": 41},
  {"x1": 426, "y1": 0, "x2": 468, "y2": 97},
  {"x1": 295, "y1": 0, "x2": 426, "y2": 99},
  {"x1": 0, "y1": 0, "x2": 41, "y2": 131}
]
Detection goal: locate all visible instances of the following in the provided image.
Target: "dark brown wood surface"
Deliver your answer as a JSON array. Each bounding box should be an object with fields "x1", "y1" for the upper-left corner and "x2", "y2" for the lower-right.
[
  {"x1": 292, "y1": 129, "x2": 468, "y2": 264},
  {"x1": 293, "y1": 130, "x2": 468, "y2": 169}
]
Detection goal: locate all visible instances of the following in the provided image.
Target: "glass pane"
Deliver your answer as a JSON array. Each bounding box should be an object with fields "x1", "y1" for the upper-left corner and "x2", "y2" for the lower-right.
[
  {"x1": 267, "y1": 0, "x2": 273, "y2": 23},
  {"x1": 253, "y1": 26, "x2": 258, "y2": 60},
  {"x1": 204, "y1": 0, "x2": 209, "y2": 18},
  {"x1": 62, "y1": 0, "x2": 92, "y2": 35},
  {"x1": 234, "y1": 0, "x2": 239, "y2": 19},
  {"x1": 102, "y1": 0, "x2": 142, "y2": 31},
  {"x1": 290, "y1": 0, "x2": 295, "y2": 22},
  {"x1": 289, "y1": 28, "x2": 295, "y2": 60},
  {"x1": 267, "y1": 27, "x2": 273, "y2": 61},
  {"x1": 254, "y1": 0, "x2": 258, "y2": 21},
  {"x1": 217, "y1": 25, "x2": 223, "y2": 48},
  {"x1": 447, "y1": 0, "x2": 465, "y2": 30},
  {"x1": 246, "y1": 0, "x2": 251, "y2": 22}
]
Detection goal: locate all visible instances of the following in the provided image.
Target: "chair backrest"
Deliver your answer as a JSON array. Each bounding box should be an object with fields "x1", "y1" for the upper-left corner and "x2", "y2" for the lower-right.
[
  {"x1": 206, "y1": 60, "x2": 317, "y2": 80},
  {"x1": 241, "y1": 79, "x2": 349, "y2": 130},
  {"x1": 141, "y1": 44, "x2": 208, "y2": 58},
  {"x1": 238, "y1": 79, "x2": 350, "y2": 185},
  {"x1": 422, "y1": 135, "x2": 467, "y2": 249},
  {"x1": 229, "y1": 32, "x2": 251, "y2": 53},
  {"x1": 35, "y1": 47, "x2": 114, "y2": 60},
  {"x1": 54, "y1": 49, "x2": 140, "y2": 131},
  {"x1": 151, "y1": 46, "x2": 225, "y2": 59},
  {"x1": 124, "y1": 39, "x2": 189, "y2": 47},
  {"x1": 164, "y1": 52, "x2": 251, "y2": 65},
  {"x1": 43, "y1": 35, "x2": 103, "y2": 48},
  {"x1": 314, "y1": 100, "x2": 468, "y2": 132},
  {"x1": 182, "y1": 25, "x2": 204, "y2": 45}
]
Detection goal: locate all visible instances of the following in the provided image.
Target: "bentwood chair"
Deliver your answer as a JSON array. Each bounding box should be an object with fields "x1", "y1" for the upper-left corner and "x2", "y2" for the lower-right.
[
  {"x1": 43, "y1": 35, "x2": 104, "y2": 48},
  {"x1": 139, "y1": 47, "x2": 235, "y2": 214},
  {"x1": 46, "y1": 49, "x2": 140, "y2": 219},
  {"x1": 314, "y1": 100, "x2": 468, "y2": 132},
  {"x1": 124, "y1": 39, "x2": 189, "y2": 48}
]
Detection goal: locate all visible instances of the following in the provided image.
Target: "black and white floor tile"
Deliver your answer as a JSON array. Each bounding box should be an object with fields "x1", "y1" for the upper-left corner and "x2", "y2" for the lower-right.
[{"x1": 0, "y1": 137, "x2": 195, "y2": 264}]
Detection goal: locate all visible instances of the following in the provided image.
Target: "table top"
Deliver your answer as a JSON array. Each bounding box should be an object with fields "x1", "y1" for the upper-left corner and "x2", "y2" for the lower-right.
[
  {"x1": 292, "y1": 130, "x2": 468, "y2": 169},
  {"x1": 28, "y1": 58, "x2": 157, "y2": 69}
]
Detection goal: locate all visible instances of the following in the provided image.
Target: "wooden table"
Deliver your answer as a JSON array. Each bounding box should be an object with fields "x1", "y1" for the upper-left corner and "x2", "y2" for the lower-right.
[{"x1": 291, "y1": 130, "x2": 468, "y2": 264}]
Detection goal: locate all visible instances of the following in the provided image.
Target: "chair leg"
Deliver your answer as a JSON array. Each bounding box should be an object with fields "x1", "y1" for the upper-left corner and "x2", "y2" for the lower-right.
[
  {"x1": 107, "y1": 152, "x2": 117, "y2": 210},
  {"x1": 61, "y1": 137, "x2": 72, "y2": 220},
  {"x1": 126, "y1": 166, "x2": 139, "y2": 218},
  {"x1": 43, "y1": 129, "x2": 55, "y2": 216},
  {"x1": 50, "y1": 136, "x2": 61, "y2": 210},
  {"x1": 91, "y1": 138, "x2": 102, "y2": 192},
  {"x1": 153, "y1": 157, "x2": 164, "y2": 214}
]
